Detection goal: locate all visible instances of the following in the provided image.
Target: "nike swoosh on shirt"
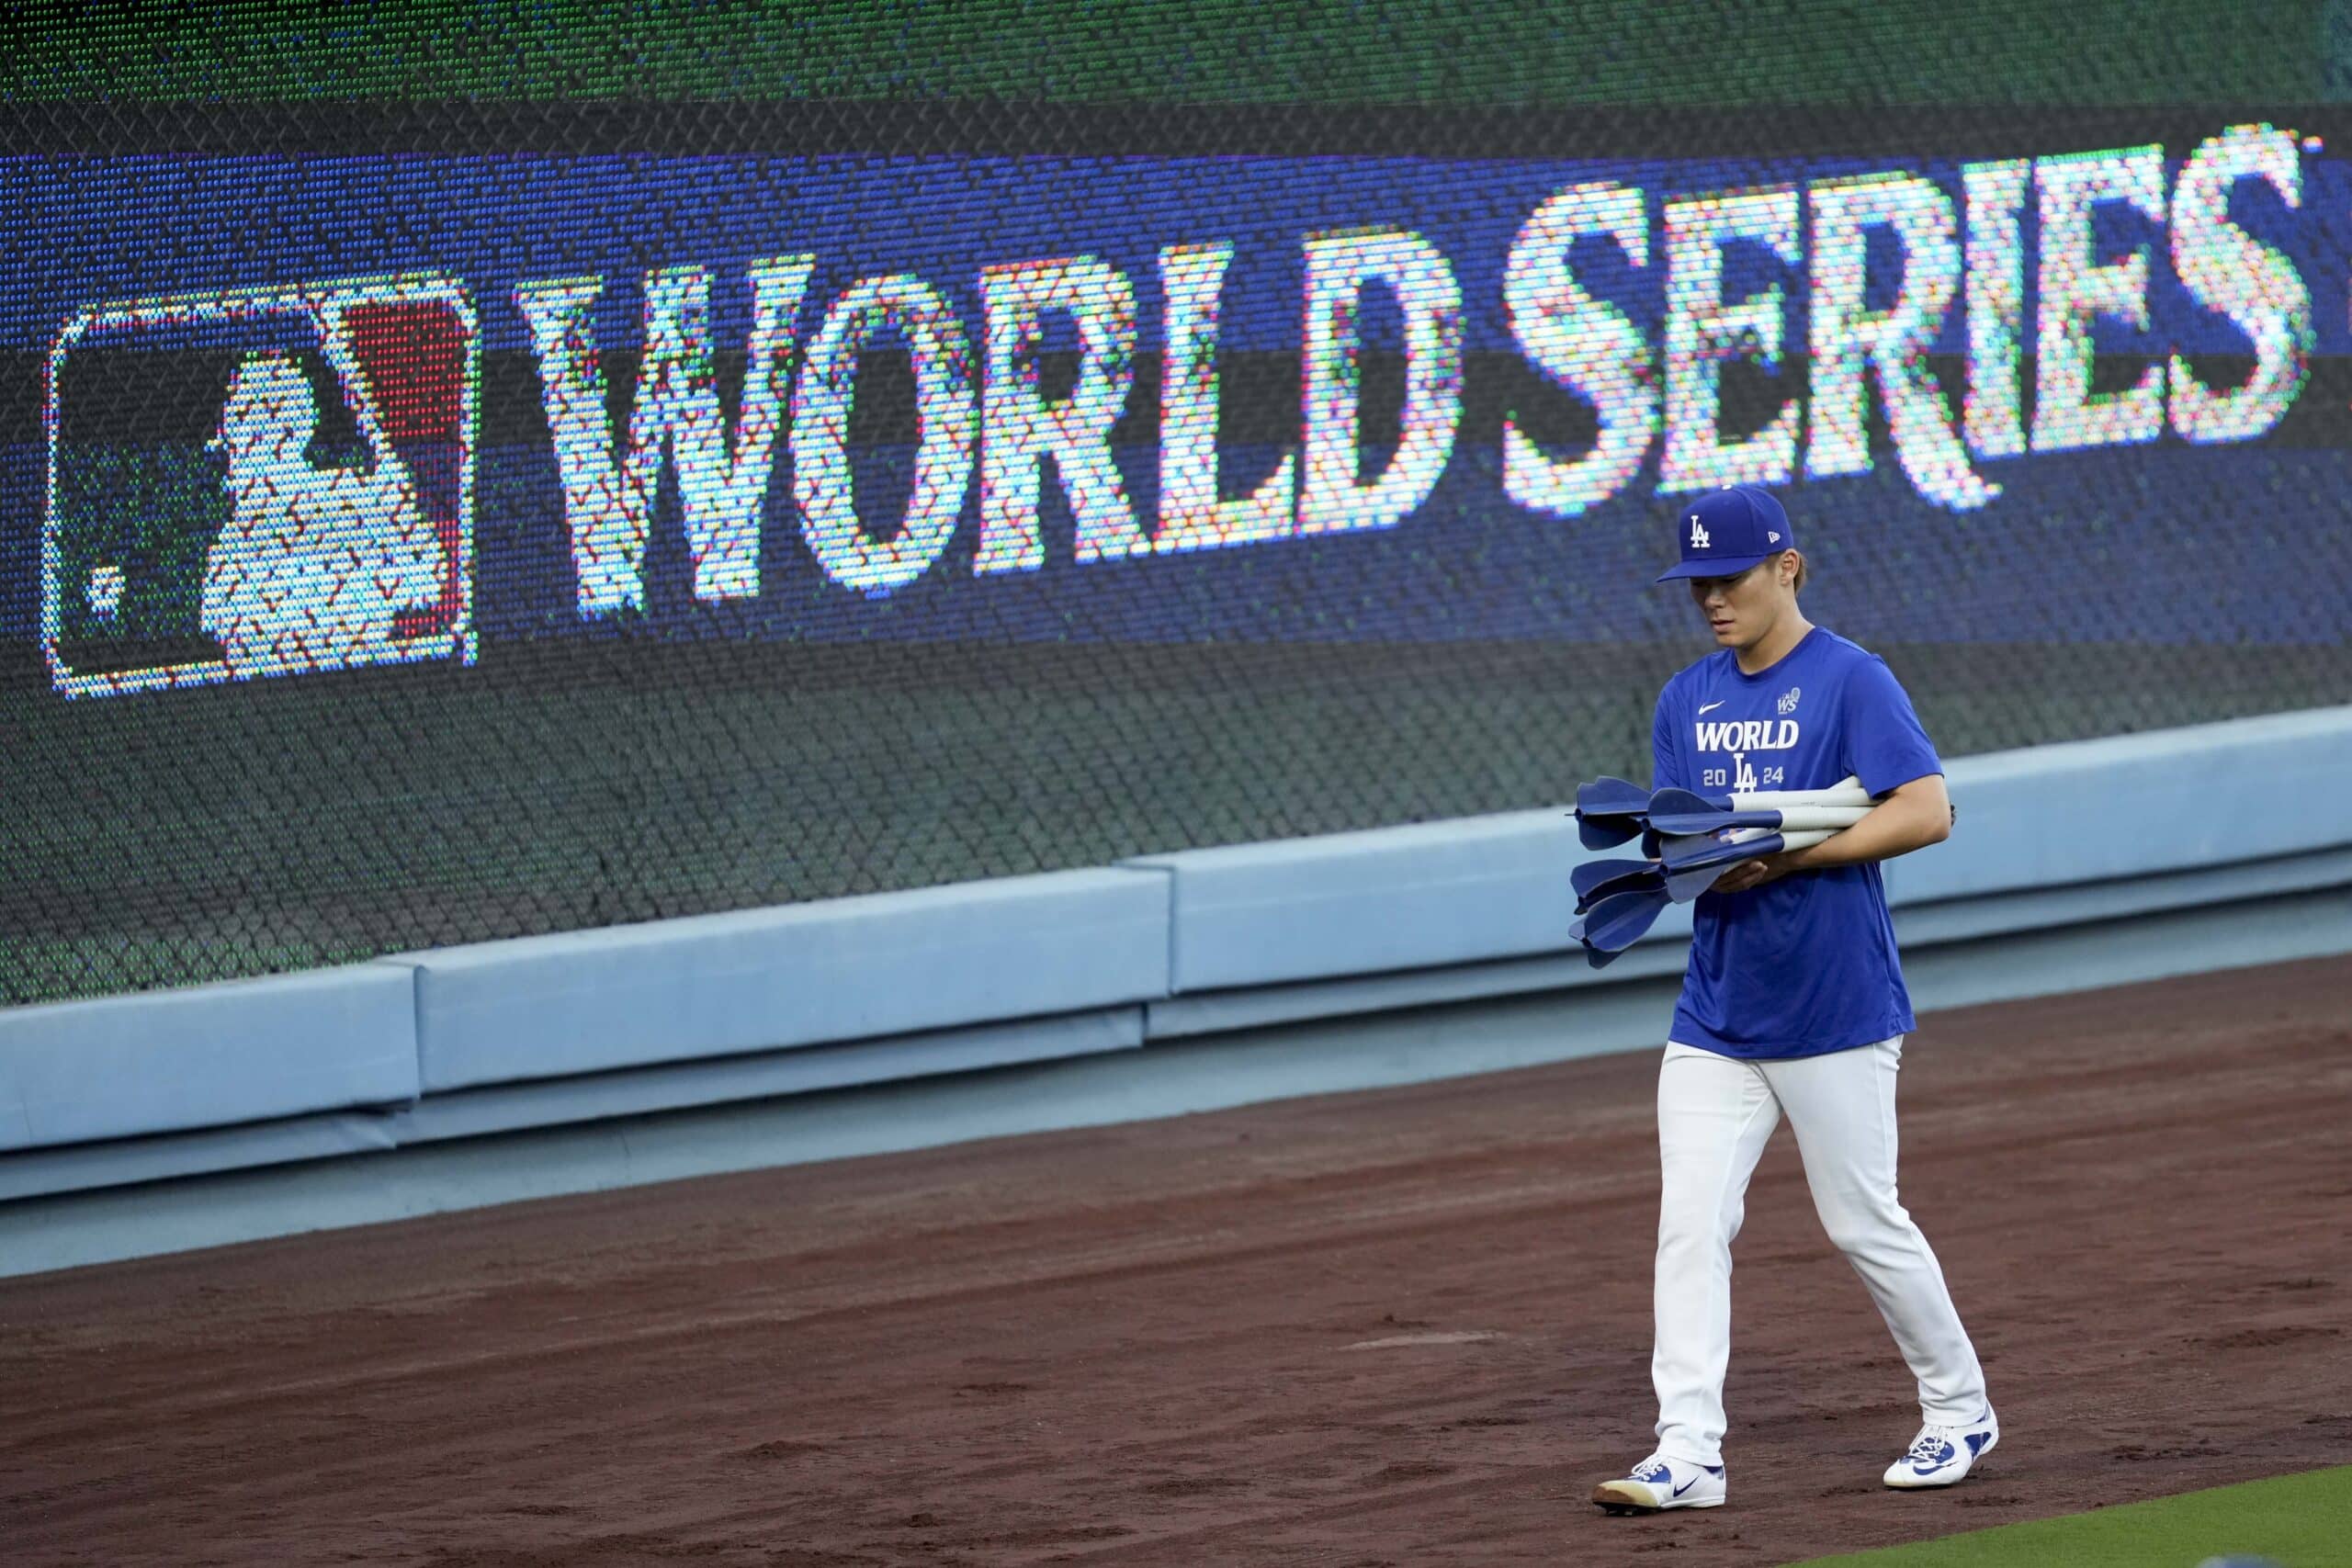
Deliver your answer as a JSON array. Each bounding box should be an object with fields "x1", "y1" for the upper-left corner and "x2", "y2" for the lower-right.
[{"x1": 1698, "y1": 701, "x2": 1725, "y2": 715}]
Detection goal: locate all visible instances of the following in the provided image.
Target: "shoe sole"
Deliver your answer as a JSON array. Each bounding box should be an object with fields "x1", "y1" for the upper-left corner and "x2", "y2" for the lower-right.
[{"x1": 1590, "y1": 1481, "x2": 1725, "y2": 1513}]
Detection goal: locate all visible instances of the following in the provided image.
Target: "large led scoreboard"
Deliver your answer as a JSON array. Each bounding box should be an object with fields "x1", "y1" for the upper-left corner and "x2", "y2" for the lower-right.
[
  {"x1": 14, "y1": 130, "x2": 2340, "y2": 687},
  {"x1": 3, "y1": 37, "x2": 2348, "y2": 1001}
]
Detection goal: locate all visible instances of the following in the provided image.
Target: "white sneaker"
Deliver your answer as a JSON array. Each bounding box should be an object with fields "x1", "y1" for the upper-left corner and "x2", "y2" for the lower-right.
[
  {"x1": 1883, "y1": 1407, "x2": 1999, "y2": 1488},
  {"x1": 1592, "y1": 1452, "x2": 1727, "y2": 1513}
]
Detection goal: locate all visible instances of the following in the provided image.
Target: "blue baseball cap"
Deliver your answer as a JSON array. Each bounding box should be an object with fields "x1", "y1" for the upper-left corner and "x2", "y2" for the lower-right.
[{"x1": 1655, "y1": 486, "x2": 1797, "y2": 582}]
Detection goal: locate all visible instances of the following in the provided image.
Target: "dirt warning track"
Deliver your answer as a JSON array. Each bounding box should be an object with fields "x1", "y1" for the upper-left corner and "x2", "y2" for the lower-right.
[{"x1": 3, "y1": 955, "x2": 2349, "y2": 1566}]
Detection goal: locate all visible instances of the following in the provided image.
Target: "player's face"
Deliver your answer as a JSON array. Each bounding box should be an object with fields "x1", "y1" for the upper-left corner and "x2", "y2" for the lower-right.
[{"x1": 1686, "y1": 555, "x2": 1792, "y2": 651}]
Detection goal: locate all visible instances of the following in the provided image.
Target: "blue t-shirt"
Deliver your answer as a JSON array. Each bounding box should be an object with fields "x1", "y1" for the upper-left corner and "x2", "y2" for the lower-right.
[{"x1": 1651, "y1": 626, "x2": 1942, "y2": 1060}]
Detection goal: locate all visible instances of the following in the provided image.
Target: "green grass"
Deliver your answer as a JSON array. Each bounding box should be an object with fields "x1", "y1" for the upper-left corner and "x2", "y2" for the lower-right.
[{"x1": 1796, "y1": 1465, "x2": 2352, "y2": 1568}]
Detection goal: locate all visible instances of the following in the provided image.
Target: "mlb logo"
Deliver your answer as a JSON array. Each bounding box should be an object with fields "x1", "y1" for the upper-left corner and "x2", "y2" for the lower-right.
[{"x1": 43, "y1": 275, "x2": 477, "y2": 697}]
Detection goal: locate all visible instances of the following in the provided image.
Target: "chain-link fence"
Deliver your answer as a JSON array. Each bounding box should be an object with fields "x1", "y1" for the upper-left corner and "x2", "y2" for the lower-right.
[{"x1": 4, "y1": 6, "x2": 2348, "y2": 1004}]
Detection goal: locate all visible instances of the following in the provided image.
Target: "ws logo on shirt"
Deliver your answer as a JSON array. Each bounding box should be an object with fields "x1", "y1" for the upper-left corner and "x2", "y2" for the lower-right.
[{"x1": 1695, "y1": 718, "x2": 1802, "y2": 751}]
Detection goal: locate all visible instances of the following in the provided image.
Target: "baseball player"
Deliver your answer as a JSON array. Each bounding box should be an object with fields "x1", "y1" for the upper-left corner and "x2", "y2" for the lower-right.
[{"x1": 1592, "y1": 485, "x2": 1995, "y2": 1516}]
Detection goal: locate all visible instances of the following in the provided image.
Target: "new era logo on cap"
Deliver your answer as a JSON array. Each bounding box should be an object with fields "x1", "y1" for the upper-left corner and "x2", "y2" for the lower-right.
[{"x1": 1655, "y1": 486, "x2": 1797, "y2": 584}]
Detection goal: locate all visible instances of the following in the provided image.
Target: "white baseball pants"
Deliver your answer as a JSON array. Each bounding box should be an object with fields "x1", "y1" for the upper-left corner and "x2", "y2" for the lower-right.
[{"x1": 1651, "y1": 1036, "x2": 1987, "y2": 1468}]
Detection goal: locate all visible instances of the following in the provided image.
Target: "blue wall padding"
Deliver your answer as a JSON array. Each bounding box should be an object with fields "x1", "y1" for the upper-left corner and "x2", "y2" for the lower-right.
[
  {"x1": 391, "y1": 1007, "x2": 1142, "y2": 1145},
  {"x1": 0, "y1": 1111, "x2": 399, "y2": 1202},
  {"x1": 1885, "y1": 706, "x2": 2352, "y2": 906},
  {"x1": 0, "y1": 1009, "x2": 1145, "y2": 1200},
  {"x1": 1894, "y1": 843, "x2": 2352, "y2": 950},
  {"x1": 399, "y1": 867, "x2": 1170, "y2": 1091},
  {"x1": 1128, "y1": 810, "x2": 1592, "y2": 991},
  {"x1": 0, "y1": 964, "x2": 418, "y2": 1151},
  {"x1": 2, "y1": 707, "x2": 2347, "y2": 1170}
]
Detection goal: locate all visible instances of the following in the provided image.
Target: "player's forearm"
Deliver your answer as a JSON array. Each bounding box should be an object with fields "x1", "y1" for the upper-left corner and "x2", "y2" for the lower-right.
[{"x1": 1781, "y1": 782, "x2": 1951, "y2": 870}]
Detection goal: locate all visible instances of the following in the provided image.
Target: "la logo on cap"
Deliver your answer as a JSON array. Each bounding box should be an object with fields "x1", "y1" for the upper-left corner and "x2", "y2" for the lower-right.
[{"x1": 1689, "y1": 514, "x2": 1710, "y2": 549}]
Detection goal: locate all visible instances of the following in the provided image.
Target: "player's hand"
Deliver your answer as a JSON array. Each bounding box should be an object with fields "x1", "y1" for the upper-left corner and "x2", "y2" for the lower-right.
[{"x1": 1712, "y1": 852, "x2": 1792, "y2": 896}]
